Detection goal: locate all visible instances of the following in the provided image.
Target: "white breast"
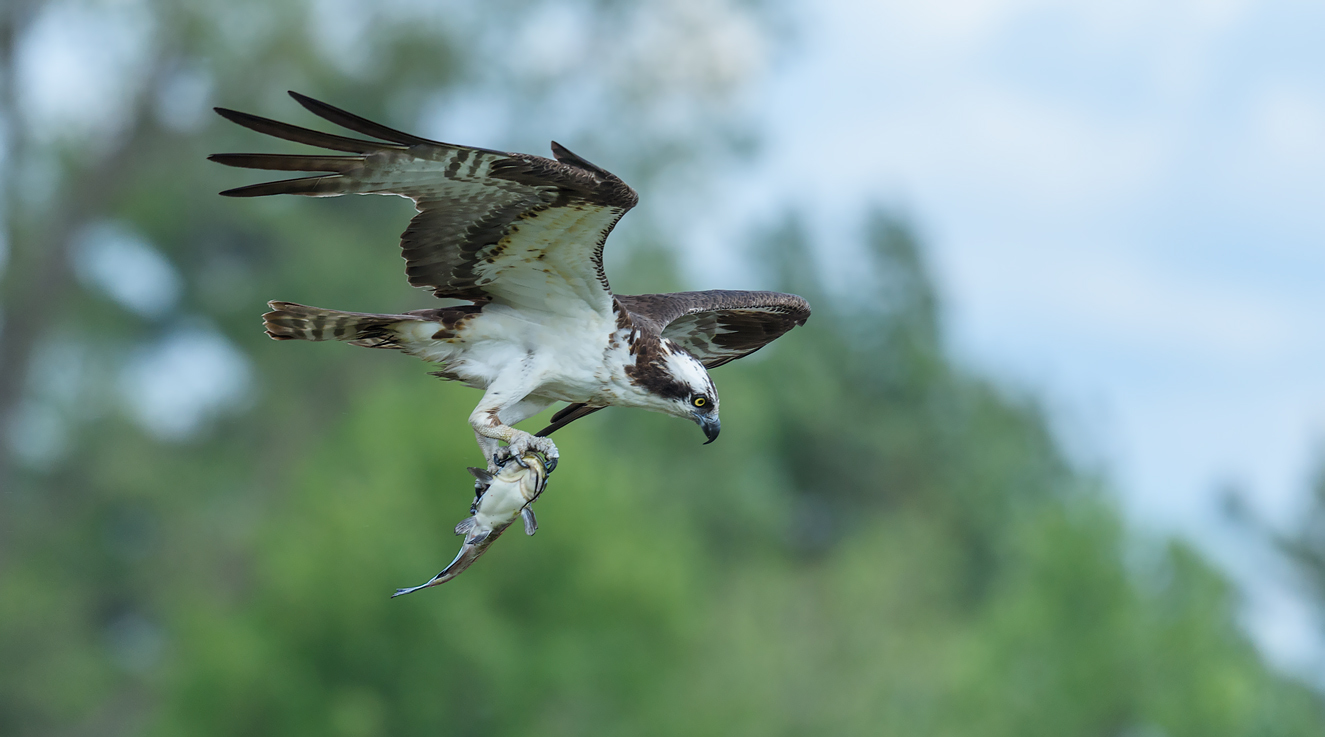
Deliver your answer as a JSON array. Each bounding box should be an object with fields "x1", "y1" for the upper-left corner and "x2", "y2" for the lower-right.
[{"x1": 391, "y1": 302, "x2": 622, "y2": 401}]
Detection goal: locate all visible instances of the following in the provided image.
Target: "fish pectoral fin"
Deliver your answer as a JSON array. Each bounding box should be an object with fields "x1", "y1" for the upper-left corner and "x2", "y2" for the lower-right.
[
  {"x1": 466, "y1": 530, "x2": 491, "y2": 546},
  {"x1": 454, "y1": 517, "x2": 477, "y2": 537},
  {"x1": 467, "y1": 467, "x2": 493, "y2": 488},
  {"x1": 522, "y1": 506, "x2": 538, "y2": 536}
]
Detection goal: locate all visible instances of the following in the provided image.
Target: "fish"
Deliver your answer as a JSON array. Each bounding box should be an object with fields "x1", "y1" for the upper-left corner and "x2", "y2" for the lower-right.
[{"x1": 392, "y1": 452, "x2": 549, "y2": 597}]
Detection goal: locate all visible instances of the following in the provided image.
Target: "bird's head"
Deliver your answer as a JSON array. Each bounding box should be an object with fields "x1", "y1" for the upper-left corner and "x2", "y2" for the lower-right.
[{"x1": 636, "y1": 340, "x2": 721, "y2": 444}]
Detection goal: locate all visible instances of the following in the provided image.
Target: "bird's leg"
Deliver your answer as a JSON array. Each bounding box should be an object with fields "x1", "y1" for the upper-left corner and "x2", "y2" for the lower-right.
[
  {"x1": 471, "y1": 410, "x2": 559, "y2": 474},
  {"x1": 468, "y1": 390, "x2": 556, "y2": 474},
  {"x1": 473, "y1": 430, "x2": 500, "y2": 470}
]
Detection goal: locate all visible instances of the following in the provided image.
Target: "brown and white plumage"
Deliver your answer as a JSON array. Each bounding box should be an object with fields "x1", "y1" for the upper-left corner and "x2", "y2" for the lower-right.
[
  {"x1": 212, "y1": 92, "x2": 809, "y2": 470},
  {"x1": 212, "y1": 92, "x2": 632, "y2": 313}
]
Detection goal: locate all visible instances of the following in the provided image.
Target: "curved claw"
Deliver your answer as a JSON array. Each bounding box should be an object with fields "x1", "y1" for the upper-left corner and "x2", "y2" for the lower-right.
[{"x1": 545, "y1": 456, "x2": 558, "y2": 474}]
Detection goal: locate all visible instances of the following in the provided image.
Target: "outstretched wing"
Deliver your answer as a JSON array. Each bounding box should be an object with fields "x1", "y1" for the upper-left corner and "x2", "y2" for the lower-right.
[
  {"x1": 616, "y1": 290, "x2": 811, "y2": 368},
  {"x1": 210, "y1": 92, "x2": 637, "y2": 315},
  {"x1": 537, "y1": 290, "x2": 810, "y2": 436}
]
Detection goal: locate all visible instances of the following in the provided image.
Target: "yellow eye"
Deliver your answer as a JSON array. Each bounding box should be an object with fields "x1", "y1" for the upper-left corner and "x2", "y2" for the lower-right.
[{"x1": 693, "y1": 396, "x2": 707, "y2": 408}]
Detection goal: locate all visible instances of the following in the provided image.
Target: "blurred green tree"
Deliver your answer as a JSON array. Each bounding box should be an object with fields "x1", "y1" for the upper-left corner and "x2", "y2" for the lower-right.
[{"x1": 1261, "y1": 453, "x2": 1325, "y2": 681}]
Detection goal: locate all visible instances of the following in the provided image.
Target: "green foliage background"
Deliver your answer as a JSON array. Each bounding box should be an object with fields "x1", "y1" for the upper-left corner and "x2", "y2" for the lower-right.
[{"x1": 1, "y1": 1, "x2": 1322, "y2": 735}]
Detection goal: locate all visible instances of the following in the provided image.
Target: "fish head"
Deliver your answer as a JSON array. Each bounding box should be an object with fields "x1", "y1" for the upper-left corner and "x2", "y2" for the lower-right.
[{"x1": 493, "y1": 452, "x2": 547, "y2": 500}]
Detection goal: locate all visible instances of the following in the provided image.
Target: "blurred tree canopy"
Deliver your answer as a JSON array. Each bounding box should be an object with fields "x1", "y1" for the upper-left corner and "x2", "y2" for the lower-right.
[{"x1": 2, "y1": 1, "x2": 1323, "y2": 736}]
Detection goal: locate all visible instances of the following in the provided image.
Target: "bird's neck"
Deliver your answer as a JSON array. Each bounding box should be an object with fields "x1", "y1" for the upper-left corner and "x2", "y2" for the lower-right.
[{"x1": 594, "y1": 303, "x2": 686, "y2": 412}]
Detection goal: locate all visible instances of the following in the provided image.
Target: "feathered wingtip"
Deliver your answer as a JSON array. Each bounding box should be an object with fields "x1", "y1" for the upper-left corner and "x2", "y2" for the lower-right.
[
  {"x1": 550, "y1": 141, "x2": 613, "y2": 178},
  {"x1": 209, "y1": 91, "x2": 452, "y2": 198},
  {"x1": 286, "y1": 91, "x2": 440, "y2": 147}
]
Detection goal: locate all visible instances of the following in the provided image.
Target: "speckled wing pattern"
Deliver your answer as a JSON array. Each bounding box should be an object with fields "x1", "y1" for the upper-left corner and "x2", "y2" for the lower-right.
[
  {"x1": 536, "y1": 290, "x2": 811, "y2": 437},
  {"x1": 210, "y1": 92, "x2": 638, "y2": 314}
]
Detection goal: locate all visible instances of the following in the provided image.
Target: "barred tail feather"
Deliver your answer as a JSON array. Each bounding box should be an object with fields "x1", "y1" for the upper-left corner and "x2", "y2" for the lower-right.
[{"x1": 262, "y1": 301, "x2": 418, "y2": 348}]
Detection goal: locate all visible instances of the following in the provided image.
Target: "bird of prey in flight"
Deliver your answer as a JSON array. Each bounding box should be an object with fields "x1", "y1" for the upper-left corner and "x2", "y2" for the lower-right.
[{"x1": 211, "y1": 92, "x2": 810, "y2": 472}]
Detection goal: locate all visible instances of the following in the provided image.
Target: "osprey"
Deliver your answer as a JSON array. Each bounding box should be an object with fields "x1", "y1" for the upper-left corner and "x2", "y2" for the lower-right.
[{"x1": 211, "y1": 92, "x2": 810, "y2": 472}]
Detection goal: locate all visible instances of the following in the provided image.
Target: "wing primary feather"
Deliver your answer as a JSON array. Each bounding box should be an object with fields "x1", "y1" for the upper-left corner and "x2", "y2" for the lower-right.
[
  {"x1": 288, "y1": 91, "x2": 442, "y2": 147},
  {"x1": 213, "y1": 107, "x2": 391, "y2": 154},
  {"x1": 219, "y1": 175, "x2": 345, "y2": 197},
  {"x1": 549, "y1": 141, "x2": 612, "y2": 177},
  {"x1": 208, "y1": 153, "x2": 362, "y2": 173}
]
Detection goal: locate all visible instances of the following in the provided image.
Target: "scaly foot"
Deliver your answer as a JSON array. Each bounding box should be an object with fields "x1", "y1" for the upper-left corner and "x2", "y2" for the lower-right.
[{"x1": 487, "y1": 431, "x2": 559, "y2": 474}]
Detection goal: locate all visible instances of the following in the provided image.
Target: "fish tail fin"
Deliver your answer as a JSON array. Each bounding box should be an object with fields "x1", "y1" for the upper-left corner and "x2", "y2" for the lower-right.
[{"x1": 392, "y1": 584, "x2": 427, "y2": 598}]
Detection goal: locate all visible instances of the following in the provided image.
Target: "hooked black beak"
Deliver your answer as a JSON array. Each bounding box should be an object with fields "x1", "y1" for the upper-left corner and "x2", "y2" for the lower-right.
[{"x1": 695, "y1": 413, "x2": 721, "y2": 444}]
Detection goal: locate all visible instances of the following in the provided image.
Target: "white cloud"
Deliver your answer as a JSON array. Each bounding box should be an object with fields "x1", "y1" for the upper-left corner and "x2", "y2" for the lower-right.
[{"x1": 734, "y1": 0, "x2": 1325, "y2": 602}]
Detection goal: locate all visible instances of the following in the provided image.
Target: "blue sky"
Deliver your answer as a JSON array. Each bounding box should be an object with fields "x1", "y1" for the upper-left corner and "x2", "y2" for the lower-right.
[{"x1": 695, "y1": 0, "x2": 1325, "y2": 672}]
